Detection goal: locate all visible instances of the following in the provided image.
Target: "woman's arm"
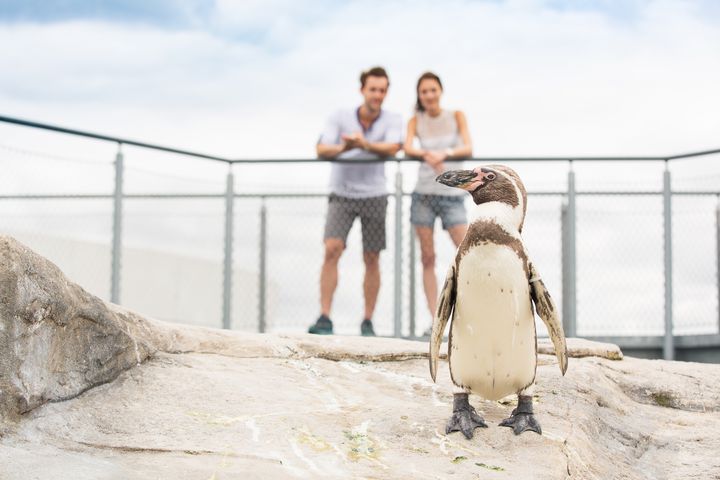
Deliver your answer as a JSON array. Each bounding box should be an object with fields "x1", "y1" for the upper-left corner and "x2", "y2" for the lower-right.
[
  {"x1": 403, "y1": 116, "x2": 426, "y2": 159},
  {"x1": 445, "y1": 110, "x2": 473, "y2": 159},
  {"x1": 405, "y1": 115, "x2": 444, "y2": 172}
]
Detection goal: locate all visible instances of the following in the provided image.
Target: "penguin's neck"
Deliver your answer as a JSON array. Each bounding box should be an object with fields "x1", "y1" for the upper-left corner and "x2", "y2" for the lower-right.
[{"x1": 473, "y1": 202, "x2": 523, "y2": 235}]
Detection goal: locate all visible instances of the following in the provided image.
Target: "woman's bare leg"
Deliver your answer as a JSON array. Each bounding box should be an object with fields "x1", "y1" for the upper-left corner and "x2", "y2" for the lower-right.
[
  {"x1": 447, "y1": 224, "x2": 468, "y2": 248},
  {"x1": 415, "y1": 226, "x2": 437, "y2": 317}
]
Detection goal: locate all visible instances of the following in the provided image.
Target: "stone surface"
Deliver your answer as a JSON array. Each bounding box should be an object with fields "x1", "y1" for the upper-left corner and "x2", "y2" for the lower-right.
[
  {"x1": 538, "y1": 336, "x2": 623, "y2": 361},
  {"x1": 2, "y1": 235, "x2": 720, "y2": 479},
  {"x1": 2, "y1": 344, "x2": 719, "y2": 480},
  {"x1": 0, "y1": 236, "x2": 157, "y2": 426}
]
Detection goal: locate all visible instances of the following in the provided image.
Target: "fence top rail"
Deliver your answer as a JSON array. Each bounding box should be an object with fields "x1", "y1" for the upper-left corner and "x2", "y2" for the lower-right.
[
  {"x1": 2, "y1": 114, "x2": 719, "y2": 164},
  {"x1": 234, "y1": 156, "x2": 672, "y2": 163},
  {"x1": 3, "y1": 190, "x2": 719, "y2": 201},
  {"x1": 0, "y1": 114, "x2": 233, "y2": 164}
]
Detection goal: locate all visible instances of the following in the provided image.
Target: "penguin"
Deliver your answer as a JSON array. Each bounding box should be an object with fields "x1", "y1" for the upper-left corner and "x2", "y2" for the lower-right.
[{"x1": 429, "y1": 164, "x2": 568, "y2": 439}]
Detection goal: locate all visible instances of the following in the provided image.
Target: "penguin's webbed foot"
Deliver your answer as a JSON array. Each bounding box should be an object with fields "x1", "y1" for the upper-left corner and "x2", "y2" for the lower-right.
[
  {"x1": 499, "y1": 412, "x2": 542, "y2": 435},
  {"x1": 446, "y1": 407, "x2": 488, "y2": 439},
  {"x1": 445, "y1": 393, "x2": 488, "y2": 439},
  {"x1": 499, "y1": 395, "x2": 542, "y2": 435}
]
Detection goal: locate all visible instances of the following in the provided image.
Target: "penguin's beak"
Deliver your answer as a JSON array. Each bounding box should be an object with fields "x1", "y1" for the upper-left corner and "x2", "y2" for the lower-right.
[{"x1": 436, "y1": 169, "x2": 482, "y2": 190}]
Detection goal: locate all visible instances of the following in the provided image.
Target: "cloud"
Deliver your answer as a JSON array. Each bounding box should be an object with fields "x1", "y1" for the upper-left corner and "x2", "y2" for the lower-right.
[{"x1": 1, "y1": 0, "x2": 719, "y2": 162}]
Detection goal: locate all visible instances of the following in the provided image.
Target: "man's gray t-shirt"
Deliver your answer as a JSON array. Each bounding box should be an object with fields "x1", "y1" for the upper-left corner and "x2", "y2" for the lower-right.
[{"x1": 319, "y1": 108, "x2": 403, "y2": 198}]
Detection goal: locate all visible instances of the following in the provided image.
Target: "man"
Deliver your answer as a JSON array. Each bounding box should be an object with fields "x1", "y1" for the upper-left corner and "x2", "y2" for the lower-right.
[{"x1": 308, "y1": 66, "x2": 403, "y2": 336}]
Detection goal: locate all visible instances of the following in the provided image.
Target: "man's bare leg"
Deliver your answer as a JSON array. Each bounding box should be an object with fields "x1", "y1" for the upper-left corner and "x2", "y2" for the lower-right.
[
  {"x1": 362, "y1": 250, "x2": 380, "y2": 321},
  {"x1": 320, "y1": 238, "x2": 345, "y2": 316}
]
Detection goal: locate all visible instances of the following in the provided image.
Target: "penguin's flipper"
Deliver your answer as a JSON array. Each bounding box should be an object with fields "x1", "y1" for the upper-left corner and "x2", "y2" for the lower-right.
[
  {"x1": 528, "y1": 262, "x2": 568, "y2": 375},
  {"x1": 429, "y1": 262, "x2": 457, "y2": 382}
]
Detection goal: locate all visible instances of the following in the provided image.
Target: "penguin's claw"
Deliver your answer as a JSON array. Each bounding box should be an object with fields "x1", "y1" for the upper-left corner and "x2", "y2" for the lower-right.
[
  {"x1": 499, "y1": 413, "x2": 542, "y2": 435},
  {"x1": 445, "y1": 406, "x2": 488, "y2": 439}
]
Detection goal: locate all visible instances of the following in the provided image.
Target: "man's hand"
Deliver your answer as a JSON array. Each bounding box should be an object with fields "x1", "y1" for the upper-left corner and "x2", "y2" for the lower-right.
[{"x1": 341, "y1": 132, "x2": 369, "y2": 151}]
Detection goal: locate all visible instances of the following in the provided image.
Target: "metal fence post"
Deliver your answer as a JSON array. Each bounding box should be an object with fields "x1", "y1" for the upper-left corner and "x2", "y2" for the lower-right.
[
  {"x1": 662, "y1": 161, "x2": 674, "y2": 360},
  {"x1": 561, "y1": 161, "x2": 577, "y2": 338},
  {"x1": 259, "y1": 197, "x2": 267, "y2": 334},
  {"x1": 394, "y1": 161, "x2": 403, "y2": 338},
  {"x1": 561, "y1": 199, "x2": 568, "y2": 320},
  {"x1": 715, "y1": 195, "x2": 720, "y2": 333},
  {"x1": 222, "y1": 167, "x2": 234, "y2": 330},
  {"x1": 409, "y1": 224, "x2": 416, "y2": 338},
  {"x1": 110, "y1": 143, "x2": 123, "y2": 304}
]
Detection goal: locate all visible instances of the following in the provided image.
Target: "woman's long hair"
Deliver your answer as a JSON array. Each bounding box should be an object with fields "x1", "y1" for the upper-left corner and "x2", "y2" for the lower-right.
[{"x1": 415, "y1": 71, "x2": 443, "y2": 112}]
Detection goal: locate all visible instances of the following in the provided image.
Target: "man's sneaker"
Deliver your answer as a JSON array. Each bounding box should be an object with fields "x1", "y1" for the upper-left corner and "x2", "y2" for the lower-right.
[
  {"x1": 308, "y1": 315, "x2": 333, "y2": 335},
  {"x1": 360, "y1": 319, "x2": 376, "y2": 337}
]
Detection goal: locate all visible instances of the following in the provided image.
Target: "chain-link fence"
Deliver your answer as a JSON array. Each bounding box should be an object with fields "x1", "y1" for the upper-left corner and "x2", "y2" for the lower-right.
[{"x1": 1, "y1": 115, "x2": 719, "y2": 360}]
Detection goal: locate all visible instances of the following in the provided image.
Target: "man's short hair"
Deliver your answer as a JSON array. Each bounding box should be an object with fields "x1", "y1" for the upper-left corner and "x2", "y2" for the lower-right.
[{"x1": 360, "y1": 66, "x2": 389, "y2": 88}]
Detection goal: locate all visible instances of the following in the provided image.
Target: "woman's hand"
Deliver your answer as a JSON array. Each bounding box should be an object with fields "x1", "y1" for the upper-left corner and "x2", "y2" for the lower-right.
[{"x1": 423, "y1": 150, "x2": 447, "y2": 174}]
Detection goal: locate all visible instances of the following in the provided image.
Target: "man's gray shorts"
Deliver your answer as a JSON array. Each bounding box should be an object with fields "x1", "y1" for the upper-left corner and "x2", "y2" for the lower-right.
[{"x1": 324, "y1": 194, "x2": 388, "y2": 252}]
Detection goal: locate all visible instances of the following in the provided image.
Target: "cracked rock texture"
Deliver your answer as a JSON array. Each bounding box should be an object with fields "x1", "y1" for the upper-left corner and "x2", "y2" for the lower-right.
[{"x1": 1, "y1": 235, "x2": 719, "y2": 479}]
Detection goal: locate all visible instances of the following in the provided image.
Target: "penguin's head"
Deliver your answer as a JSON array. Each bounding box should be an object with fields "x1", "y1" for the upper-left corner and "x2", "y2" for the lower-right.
[{"x1": 436, "y1": 164, "x2": 527, "y2": 231}]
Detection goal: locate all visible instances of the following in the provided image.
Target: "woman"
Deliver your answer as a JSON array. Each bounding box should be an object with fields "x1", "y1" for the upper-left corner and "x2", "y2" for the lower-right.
[{"x1": 403, "y1": 72, "x2": 473, "y2": 335}]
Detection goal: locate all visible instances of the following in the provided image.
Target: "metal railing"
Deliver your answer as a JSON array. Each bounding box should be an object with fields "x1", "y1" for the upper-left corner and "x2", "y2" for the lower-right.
[{"x1": 2, "y1": 114, "x2": 719, "y2": 361}]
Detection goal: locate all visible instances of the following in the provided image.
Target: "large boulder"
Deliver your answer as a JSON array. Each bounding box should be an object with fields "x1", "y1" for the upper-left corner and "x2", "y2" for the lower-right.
[{"x1": 0, "y1": 236, "x2": 159, "y2": 428}]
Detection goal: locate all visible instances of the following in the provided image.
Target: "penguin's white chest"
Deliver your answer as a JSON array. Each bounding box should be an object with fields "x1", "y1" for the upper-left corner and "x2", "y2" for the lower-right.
[{"x1": 449, "y1": 243, "x2": 536, "y2": 401}]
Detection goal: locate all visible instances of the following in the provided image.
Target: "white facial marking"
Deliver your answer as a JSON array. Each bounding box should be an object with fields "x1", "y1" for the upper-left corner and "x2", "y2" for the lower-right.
[{"x1": 469, "y1": 169, "x2": 524, "y2": 233}]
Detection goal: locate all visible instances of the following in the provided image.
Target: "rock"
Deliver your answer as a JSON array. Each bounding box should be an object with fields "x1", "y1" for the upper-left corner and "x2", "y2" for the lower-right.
[
  {"x1": 2, "y1": 235, "x2": 719, "y2": 479},
  {"x1": 2, "y1": 344, "x2": 719, "y2": 480},
  {"x1": 0, "y1": 236, "x2": 159, "y2": 427},
  {"x1": 539, "y1": 337, "x2": 623, "y2": 360}
]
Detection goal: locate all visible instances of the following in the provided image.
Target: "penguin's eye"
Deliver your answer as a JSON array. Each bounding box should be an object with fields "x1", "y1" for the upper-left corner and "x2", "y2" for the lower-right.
[{"x1": 486, "y1": 172, "x2": 496, "y2": 181}]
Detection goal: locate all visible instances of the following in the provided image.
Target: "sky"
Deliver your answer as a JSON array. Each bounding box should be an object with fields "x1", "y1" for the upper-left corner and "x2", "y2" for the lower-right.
[
  {"x1": 1, "y1": 0, "x2": 719, "y2": 160},
  {"x1": 0, "y1": 0, "x2": 718, "y2": 336}
]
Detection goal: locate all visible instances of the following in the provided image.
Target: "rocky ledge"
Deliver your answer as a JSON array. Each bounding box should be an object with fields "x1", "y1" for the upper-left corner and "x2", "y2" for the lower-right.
[{"x1": 1, "y1": 235, "x2": 718, "y2": 479}]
